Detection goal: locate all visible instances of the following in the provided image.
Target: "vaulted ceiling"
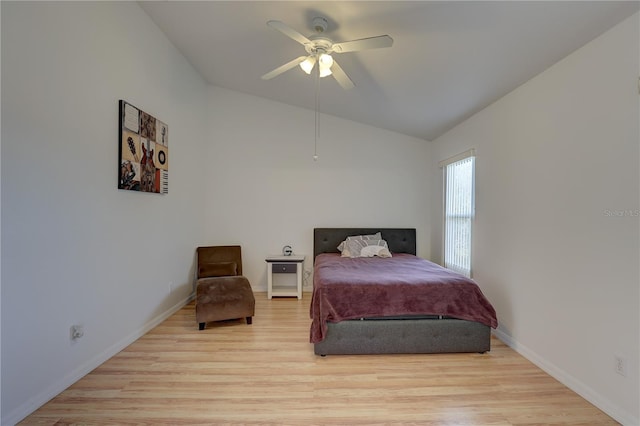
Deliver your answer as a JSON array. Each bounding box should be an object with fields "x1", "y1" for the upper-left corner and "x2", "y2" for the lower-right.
[{"x1": 140, "y1": 1, "x2": 639, "y2": 141}]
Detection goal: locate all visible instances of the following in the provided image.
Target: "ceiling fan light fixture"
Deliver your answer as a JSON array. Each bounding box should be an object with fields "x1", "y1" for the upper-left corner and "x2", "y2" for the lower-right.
[
  {"x1": 319, "y1": 53, "x2": 333, "y2": 67},
  {"x1": 299, "y1": 56, "x2": 316, "y2": 74},
  {"x1": 318, "y1": 53, "x2": 333, "y2": 77},
  {"x1": 319, "y1": 67, "x2": 332, "y2": 78}
]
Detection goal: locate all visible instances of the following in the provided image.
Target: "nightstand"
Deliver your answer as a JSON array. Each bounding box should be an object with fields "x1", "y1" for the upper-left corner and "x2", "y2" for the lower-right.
[{"x1": 265, "y1": 255, "x2": 305, "y2": 299}]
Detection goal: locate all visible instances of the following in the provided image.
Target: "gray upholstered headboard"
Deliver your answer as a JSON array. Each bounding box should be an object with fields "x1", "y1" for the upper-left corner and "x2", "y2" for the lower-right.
[{"x1": 313, "y1": 228, "x2": 417, "y2": 259}]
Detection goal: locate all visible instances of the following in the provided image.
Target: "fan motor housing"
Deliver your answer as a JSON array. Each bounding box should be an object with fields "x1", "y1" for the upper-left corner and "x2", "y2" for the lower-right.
[{"x1": 305, "y1": 37, "x2": 333, "y2": 55}]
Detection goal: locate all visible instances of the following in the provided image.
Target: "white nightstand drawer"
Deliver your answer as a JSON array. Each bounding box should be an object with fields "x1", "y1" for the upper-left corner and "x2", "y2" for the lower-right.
[{"x1": 272, "y1": 263, "x2": 297, "y2": 274}]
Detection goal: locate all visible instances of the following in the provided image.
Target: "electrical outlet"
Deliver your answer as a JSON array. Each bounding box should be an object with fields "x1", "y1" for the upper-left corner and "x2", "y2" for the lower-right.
[
  {"x1": 614, "y1": 355, "x2": 627, "y2": 377},
  {"x1": 70, "y1": 325, "x2": 84, "y2": 341}
]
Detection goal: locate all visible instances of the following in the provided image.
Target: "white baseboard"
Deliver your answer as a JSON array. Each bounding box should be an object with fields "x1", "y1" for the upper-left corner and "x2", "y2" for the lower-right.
[
  {"x1": 3, "y1": 294, "x2": 194, "y2": 426},
  {"x1": 493, "y1": 328, "x2": 638, "y2": 426}
]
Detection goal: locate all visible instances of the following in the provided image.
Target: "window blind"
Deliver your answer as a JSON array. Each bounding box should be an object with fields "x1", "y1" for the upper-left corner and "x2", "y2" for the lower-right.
[{"x1": 443, "y1": 154, "x2": 475, "y2": 277}]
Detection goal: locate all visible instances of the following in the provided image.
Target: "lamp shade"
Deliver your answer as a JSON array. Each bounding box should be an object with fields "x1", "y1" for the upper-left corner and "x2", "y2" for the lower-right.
[
  {"x1": 318, "y1": 54, "x2": 333, "y2": 77},
  {"x1": 299, "y1": 56, "x2": 316, "y2": 74}
]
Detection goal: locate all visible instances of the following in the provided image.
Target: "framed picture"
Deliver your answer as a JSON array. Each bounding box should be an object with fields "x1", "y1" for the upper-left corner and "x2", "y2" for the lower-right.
[{"x1": 118, "y1": 100, "x2": 168, "y2": 194}]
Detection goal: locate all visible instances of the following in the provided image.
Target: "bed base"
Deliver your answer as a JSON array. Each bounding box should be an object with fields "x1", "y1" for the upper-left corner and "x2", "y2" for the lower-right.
[{"x1": 314, "y1": 317, "x2": 491, "y2": 356}]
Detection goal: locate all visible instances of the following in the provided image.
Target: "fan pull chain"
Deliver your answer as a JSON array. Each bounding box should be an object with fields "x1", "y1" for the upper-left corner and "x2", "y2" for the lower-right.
[{"x1": 313, "y1": 64, "x2": 320, "y2": 161}]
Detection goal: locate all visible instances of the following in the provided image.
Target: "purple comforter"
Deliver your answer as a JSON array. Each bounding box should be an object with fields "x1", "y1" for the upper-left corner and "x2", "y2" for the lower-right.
[{"x1": 310, "y1": 253, "x2": 498, "y2": 343}]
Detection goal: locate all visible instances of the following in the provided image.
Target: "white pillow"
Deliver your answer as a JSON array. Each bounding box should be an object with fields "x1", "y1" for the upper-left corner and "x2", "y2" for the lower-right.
[
  {"x1": 360, "y1": 245, "x2": 392, "y2": 258},
  {"x1": 343, "y1": 238, "x2": 392, "y2": 258},
  {"x1": 337, "y1": 233, "x2": 382, "y2": 255}
]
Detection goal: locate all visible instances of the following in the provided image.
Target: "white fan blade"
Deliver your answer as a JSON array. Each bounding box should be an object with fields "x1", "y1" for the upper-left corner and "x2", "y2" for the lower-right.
[
  {"x1": 261, "y1": 56, "x2": 307, "y2": 80},
  {"x1": 331, "y1": 60, "x2": 355, "y2": 90},
  {"x1": 332, "y1": 35, "x2": 393, "y2": 53},
  {"x1": 267, "y1": 20, "x2": 311, "y2": 46}
]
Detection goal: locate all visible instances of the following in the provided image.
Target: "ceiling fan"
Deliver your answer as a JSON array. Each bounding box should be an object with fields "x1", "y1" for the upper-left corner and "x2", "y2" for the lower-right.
[{"x1": 261, "y1": 17, "x2": 393, "y2": 90}]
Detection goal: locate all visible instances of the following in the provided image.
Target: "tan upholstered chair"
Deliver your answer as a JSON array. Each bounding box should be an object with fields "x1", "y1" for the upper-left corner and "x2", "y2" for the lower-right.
[{"x1": 196, "y1": 246, "x2": 255, "y2": 330}]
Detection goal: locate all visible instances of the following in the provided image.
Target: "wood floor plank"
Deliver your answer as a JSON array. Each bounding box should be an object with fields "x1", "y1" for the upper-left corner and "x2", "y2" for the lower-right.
[{"x1": 20, "y1": 294, "x2": 618, "y2": 425}]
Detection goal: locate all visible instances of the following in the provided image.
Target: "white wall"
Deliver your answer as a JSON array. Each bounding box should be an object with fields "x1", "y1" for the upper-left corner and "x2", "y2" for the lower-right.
[
  {"x1": 430, "y1": 13, "x2": 639, "y2": 425},
  {"x1": 1, "y1": 2, "x2": 209, "y2": 424},
  {"x1": 0, "y1": 3, "x2": 3, "y2": 421},
  {"x1": 205, "y1": 86, "x2": 431, "y2": 290},
  {"x1": 7, "y1": 1, "x2": 634, "y2": 424}
]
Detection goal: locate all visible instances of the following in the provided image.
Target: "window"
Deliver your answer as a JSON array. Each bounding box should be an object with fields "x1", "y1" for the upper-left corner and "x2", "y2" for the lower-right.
[{"x1": 440, "y1": 150, "x2": 475, "y2": 277}]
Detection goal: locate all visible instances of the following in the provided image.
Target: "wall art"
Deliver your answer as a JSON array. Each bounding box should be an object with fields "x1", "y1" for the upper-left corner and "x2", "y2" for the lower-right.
[{"x1": 118, "y1": 100, "x2": 169, "y2": 194}]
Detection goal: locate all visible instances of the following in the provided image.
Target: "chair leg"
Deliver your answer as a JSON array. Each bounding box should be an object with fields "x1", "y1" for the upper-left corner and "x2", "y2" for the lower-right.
[
  {"x1": 199, "y1": 322, "x2": 205, "y2": 330},
  {"x1": 246, "y1": 316, "x2": 252, "y2": 325}
]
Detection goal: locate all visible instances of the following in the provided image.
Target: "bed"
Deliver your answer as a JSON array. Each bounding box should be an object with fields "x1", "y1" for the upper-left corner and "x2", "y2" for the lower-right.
[{"x1": 310, "y1": 228, "x2": 497, "y2": 356}]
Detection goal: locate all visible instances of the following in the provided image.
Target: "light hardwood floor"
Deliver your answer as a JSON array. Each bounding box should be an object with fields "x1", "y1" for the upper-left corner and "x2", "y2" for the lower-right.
[{"x1": 21, "y1": 294, "x2": 617, "y2": 425}]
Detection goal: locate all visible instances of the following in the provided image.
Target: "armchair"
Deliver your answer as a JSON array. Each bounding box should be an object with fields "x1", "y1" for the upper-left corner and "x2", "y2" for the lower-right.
[{"x1": 196, "y1": 245, "x2": 255, "y2": 330}]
